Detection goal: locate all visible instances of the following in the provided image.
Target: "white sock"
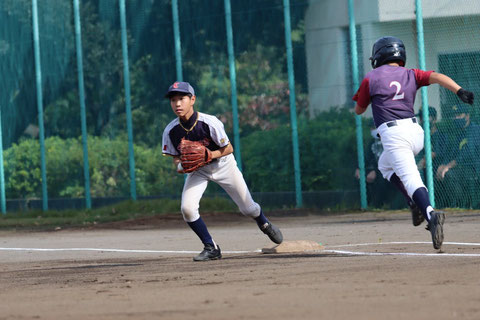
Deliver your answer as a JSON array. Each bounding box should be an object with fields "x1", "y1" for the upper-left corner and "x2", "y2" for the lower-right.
[{"x1": 426, "y1": 206, "x2": 434, "y2": 220}]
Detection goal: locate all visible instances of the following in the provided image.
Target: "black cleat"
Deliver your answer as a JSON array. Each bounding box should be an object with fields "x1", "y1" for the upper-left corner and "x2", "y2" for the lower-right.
[
  {"x1": 428, "y1": 211, "x2": 445, "y2": 250},
  {"x1": 193, "y1": 244, "x2": 222, "y2": 261},
  {"x1": 261, "y1": 222, "x2": 283, "y2": 244},
  {"x1": 409, "y1": 202, "x2": 424, "y2": 226}
]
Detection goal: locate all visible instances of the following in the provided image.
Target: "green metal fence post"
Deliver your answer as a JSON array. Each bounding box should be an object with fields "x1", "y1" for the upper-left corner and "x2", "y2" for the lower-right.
[
  {"x1": 0, "y1": 109, "x2": 6, "y2": 214},
  {"x1": 283, "y1": 0, "x2": 303, "y2": 208},
  {"x1": 73, "y1": 0, "x2": 92, "y2": 209},
  {"x1": 348, "y1": 0, "x2": 367, "y2": 210},
  {"x1": 119, "y1": 0, "x2": 137, "y2": 201},
  {"x1": 224, "y1": 0, "x2": 242, "y2": 171},
  {"x1": 415, "y1": 0, "x2": 434, "y2": 207},
  {"x1": 32, "y1": 0, "x2": 48, "y2": 211},
  {"x1": 172, "y1": 0, "x2": 183, "y2": 81}
]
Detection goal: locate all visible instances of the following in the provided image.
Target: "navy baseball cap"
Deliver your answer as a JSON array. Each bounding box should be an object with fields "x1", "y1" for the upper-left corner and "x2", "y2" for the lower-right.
[{"x1": 165, "y1": 81, "x2": 195, "y2": 98}]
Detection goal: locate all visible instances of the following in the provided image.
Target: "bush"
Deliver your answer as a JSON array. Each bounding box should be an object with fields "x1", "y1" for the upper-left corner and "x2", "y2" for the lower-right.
[
  {"x1": 3, "y1": 109, "x2": 368, "y2": 199},
  {"x1": 3, "y1": 136, "x2": 183, "y2": 198},
  {"x1": 241, "y1": 108, "x2": 362, "y2": 192}
]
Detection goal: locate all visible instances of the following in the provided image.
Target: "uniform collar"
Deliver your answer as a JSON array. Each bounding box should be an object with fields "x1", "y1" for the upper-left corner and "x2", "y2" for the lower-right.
[{"x1": 180, "y1": 111, "x2": 198, "y2": 129}]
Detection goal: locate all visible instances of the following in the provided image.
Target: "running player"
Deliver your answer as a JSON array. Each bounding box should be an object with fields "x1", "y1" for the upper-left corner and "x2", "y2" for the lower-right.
[
  {"x1": 353, "y1": 36, "x2": 474, "y2": 250},
  {"x1": 162, "y1": 81, "x2": 283, "y2": 261}
]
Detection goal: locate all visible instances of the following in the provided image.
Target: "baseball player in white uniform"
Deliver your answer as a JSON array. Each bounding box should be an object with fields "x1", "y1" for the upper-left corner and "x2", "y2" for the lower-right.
[
  {"x1": 353, "y1": 36, "x2": 474, "y2": 250},
  {"x1": 162, "y1": 81, "x2": 283, "y2": 261}
]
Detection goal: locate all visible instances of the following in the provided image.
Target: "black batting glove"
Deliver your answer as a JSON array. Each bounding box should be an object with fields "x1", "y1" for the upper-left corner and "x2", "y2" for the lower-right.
[{"x1": 457, "y1": 88, "x2": 474, "y2": 105}]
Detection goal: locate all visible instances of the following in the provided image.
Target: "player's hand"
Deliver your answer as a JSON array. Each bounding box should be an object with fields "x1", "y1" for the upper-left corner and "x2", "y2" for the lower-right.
[
  {"x1": 176, "y1": 162, "x2": 184, "y2": 174},
  {"x1": 457, "y1": 88, "x2": 474, "y2": 105}
]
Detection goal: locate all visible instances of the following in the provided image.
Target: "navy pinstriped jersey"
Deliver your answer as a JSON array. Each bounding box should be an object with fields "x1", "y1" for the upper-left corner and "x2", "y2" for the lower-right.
[{"x1": 162, "y1": 111, "x2": 230, "y2": 156}]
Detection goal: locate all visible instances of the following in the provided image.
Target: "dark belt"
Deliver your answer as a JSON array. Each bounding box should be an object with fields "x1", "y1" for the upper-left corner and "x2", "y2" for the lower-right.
[{"x1": 386, "y1": 117, "x2": 417, "y2": 127}]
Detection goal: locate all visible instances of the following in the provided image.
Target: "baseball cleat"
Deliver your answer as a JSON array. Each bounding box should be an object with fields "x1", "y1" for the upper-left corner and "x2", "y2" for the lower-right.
[
  {"x1": 193, "y1": 244, "x2": 222, "y2": 261},
  {"x1": 409, "y1": 202, "x2": 424, "y2": 226},
  {"x1": 261, "y1": 222, "x2": 283, "y2": 244},
  {"x1": 427, "y1": 211, "x2": 445, "y2": 250}
]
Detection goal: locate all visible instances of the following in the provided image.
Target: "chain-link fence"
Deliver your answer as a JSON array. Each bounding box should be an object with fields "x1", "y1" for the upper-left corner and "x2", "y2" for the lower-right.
[
  {"x1": 349, "y1": 0, "x2": 480, "y2": 209},
  {"x1": 0, "y1": 0, "x2": 478, "y2": 212}
]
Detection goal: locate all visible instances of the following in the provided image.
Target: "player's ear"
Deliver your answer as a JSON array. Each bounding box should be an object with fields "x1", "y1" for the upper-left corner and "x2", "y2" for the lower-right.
[{"x1": 190, "y1": 95, "x2": 196, "y2": 104}]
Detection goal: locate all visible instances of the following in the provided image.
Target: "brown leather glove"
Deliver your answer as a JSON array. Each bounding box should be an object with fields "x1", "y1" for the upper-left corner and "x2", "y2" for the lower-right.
[{"x1": 178, "y1": 138, "x2": 213, "y2": 173}]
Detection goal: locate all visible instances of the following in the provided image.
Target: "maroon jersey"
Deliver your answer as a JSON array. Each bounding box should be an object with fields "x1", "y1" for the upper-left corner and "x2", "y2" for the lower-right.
[{"x1": 353, "y1": 64, "x2": 433, "y2": 127}]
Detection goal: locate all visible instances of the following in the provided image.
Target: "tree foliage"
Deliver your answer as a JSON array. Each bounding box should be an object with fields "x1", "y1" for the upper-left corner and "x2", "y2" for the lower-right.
[
  {"x1": 1, "y1": 0, "x2": 328, "y2": 201},
  {"x1": 29, "y1": 0, "x2": 307, "y2": 146},
  {"x1": 3, "y1": 109, "x2": 362, "y2": 199},
  {"x1": 242, "y1": 108, "x2": 359, "y2": 192},
  {"x1": 4, "y1": 136, "x2": 183, "y2": 199}
]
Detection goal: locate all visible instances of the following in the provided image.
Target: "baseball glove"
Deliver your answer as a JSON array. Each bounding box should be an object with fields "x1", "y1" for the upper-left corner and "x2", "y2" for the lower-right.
[{"x1": 178, "y1": 138, "x2": 213, "y2": 173}]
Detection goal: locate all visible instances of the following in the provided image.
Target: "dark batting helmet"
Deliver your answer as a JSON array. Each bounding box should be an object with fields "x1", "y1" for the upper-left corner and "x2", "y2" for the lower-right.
[{"x1": 369, "y1": 36, "x2": 406, "y2": 69}]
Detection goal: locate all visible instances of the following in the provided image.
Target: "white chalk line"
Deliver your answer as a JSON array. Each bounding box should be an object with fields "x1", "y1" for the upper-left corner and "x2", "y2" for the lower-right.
[
  {"x1": 326, "y1": 241, "x2": 480, "y2": 248},
  {"x1": 324, "y1": 241, "x2": 480, "y2": 257},
  {"x1": 1, "y1": 241, "x2": 479, "y2": 257},
  {"x1": 0, "y1": 248, "x2": 259, "y2": 254},
  {"x1": 323, "y1": 249, "x2": 480, "y2": 257}
]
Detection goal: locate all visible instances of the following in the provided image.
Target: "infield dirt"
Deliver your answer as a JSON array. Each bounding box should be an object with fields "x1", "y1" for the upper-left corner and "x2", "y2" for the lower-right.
[{"x1": 1, "y1": 210, "x2": 479, "y2": 320}]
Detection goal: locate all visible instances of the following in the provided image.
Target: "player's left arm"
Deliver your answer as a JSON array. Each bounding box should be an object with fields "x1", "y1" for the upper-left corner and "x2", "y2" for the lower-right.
[
  {"x1": 428, "y1": 72, "x2": 474, "y2": 104},
  {"x1": 210, "y1": 143, "x2": 233, "y2": 159},
  {"x1": 206, "y1": 115, "x2": 232, "y2": 158},
  {"x1": 355, "y1": 103, "x2": 368, "y2": 115},
  {"x1": 353, "y1": 77, "x2": 371, "y2": 115}
]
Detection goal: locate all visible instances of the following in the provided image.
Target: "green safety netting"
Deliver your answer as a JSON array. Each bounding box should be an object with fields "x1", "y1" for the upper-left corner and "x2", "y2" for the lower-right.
[{"x1": 0, "y1": 0, "x2": 478, "y2": 211}]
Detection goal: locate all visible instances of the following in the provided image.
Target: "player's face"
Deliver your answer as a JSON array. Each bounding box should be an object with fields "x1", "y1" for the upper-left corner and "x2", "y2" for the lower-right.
[{"x1": 170, "y1": 94, "x2": 196, "y2": 120}]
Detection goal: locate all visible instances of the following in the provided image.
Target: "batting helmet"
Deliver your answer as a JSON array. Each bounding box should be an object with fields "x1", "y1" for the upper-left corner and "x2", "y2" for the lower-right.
[{"x1": 370, "y1": 36, "x2": 406, "y2": 69}]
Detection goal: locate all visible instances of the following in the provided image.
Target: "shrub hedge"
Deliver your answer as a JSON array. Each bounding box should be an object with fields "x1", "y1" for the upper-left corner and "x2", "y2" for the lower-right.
[{"x1": 4, "y1": 108, "x2": 365, "y2": 199}]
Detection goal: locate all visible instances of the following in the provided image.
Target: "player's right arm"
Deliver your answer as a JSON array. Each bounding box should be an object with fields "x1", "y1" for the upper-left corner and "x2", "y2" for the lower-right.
[
  {"x1": 172, "y1": 156, "x2": 184, "y2": 173},
  {"x1": 428, "y1": 72, "x2": 474, "y2": 104},
  {"x1": 172, "y1": 156, "x2": 181, "y2": 166},
  {"x1": 162, "y1": 120, "x2": 180, "y2": 157},
  {"x1": 162, "y1": 121, "x2": 183, "y2": 172},
  {"x1": 428, "y1": 72, "x2": 461, "y2": 94}
]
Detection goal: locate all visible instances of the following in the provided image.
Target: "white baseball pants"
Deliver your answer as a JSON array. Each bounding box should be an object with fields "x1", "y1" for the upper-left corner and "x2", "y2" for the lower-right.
[
  {"x1": 181, "y1": 153, "x2": 261, "y2": 222},
  {"x1": 377, "y1": 118, "x2": 426, "y2": 198}
]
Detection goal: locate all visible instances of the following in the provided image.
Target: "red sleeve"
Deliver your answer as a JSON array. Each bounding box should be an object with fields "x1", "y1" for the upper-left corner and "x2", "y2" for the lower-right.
[
  {"x1": 413, "y1": 69, "x2": 434, "y2": 87},
  {"x1": 352, "y1": 77, "x2": 370, "y2": 109}
]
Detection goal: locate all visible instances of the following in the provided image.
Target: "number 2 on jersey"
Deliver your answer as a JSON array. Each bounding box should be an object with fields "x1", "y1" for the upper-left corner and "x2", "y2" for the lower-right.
[{"x1": 389, "y1": 81, "x2": 405, "y2": 100}]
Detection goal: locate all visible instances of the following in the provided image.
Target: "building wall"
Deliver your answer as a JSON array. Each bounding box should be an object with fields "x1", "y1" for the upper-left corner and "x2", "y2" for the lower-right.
[{"x1": 305, "y1": 0, "x2": 480, "y2": 119}]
